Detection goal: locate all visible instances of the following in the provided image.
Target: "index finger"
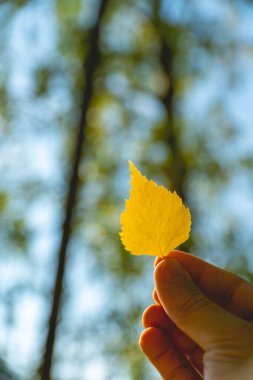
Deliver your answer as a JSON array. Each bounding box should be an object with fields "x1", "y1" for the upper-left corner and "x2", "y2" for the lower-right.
[{"x1": 154, "y1": 250, "x2": 253, "y2": 321}]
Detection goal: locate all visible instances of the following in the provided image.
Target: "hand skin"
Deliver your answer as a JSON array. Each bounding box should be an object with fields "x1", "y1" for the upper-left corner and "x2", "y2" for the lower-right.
[{"x1": 139, "y1": 250, "x2": 253, "y2": 380}]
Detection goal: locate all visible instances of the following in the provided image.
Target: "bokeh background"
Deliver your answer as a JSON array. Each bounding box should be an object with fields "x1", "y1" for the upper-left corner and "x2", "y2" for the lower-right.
[{"x1": 1, "y1": 0, "x2": 253, "y2": 379}]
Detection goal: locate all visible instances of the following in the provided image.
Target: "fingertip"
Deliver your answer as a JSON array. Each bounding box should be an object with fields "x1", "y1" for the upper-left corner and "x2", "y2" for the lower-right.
[
  {"x1": 139, "y1": 327, "x2": 170, "y2": 359},
  {"x1": 140, "y1": 327, "x2": 202, "y2": 380},
  {"x1": 142, "y1": 304, "x2": 167, "y2": 328},
  {"x1": 142, "y1": 305, "x2": 156, "y2": 328},
  {"x1": 154, "y1": 257, "x2": 163, "y2": 268},
  {"x1": 153, "y1": 288, "x2": 160, "y2": 304}
]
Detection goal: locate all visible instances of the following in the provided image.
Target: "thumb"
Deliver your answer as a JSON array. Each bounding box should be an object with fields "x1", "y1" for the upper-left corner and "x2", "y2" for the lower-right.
[{"x1": 154, "y1": 258, "x2": 244, "y2": 351}]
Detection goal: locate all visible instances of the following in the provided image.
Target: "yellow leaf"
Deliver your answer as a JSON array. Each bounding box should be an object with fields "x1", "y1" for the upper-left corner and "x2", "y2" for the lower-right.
[{"x1": 119, "y1": 161, "x2": 191, "y2": 257}]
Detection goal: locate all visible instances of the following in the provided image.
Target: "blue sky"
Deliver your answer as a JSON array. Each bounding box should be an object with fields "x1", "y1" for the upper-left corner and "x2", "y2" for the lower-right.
[{"x1": 1, "y1": 0, "x2": 253, "y2": 379}]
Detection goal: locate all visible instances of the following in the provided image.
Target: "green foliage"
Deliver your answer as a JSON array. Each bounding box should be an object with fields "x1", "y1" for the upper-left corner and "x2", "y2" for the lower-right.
[
  {"x1": 33, "y1": 67, "x2": 54, "y2": 97},
  {"x1": 0, "y1": 192, "x2": 8, "y2": 212},
  {"x1": 0, "y1": 0, "x2": 253, "y2": 379},
  {"x1": 56, "y1": 0, "x2": 82, "y2": 20}
]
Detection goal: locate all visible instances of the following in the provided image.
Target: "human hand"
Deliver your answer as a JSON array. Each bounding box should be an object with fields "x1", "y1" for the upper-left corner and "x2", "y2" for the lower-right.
[{"x1": 139, "y1": 250, "x2": 253, "y2": 379}]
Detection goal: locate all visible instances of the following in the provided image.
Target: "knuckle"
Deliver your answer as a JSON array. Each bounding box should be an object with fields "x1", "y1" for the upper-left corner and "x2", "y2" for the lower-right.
[
  {"x1": 165, "y1": 363, "x2": 189, "y2": 380},
  {"x1": 176, "y1": 291, "x2": 211, "y2": 325},
  {"x1": 234, "y1": 323, "x2": 253, "y2": 356}
]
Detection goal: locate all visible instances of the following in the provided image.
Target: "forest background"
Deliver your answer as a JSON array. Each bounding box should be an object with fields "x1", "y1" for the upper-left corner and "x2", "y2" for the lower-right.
[{"x1": 1, "y1": 0, "x2": 253, "y2": 379}]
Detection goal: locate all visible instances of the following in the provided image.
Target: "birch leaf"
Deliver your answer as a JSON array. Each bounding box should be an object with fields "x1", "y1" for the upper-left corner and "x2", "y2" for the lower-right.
[{"x1": 119, "y1": 161, "x2": 191, "y2": 257}]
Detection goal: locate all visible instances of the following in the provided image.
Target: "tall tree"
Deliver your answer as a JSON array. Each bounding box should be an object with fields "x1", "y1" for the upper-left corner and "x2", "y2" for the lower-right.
[{"x1": 39, "y1": 1, "x2": 109, "y2": 379}]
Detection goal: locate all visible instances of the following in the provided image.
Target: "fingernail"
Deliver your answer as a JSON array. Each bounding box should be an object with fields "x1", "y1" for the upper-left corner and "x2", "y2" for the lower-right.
[
  {"x1": 155, "y1": 258, "x2": 182, "y2": 283},
  {"x1": 154, "y1": 257, "x2": 163, "y2": 268}
]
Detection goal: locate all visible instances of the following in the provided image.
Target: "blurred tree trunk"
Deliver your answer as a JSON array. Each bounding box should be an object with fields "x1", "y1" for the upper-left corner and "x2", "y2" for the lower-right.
[
  {"x1": 38, "y1": 1, "x2": 109, "y2": 379},
  {"x1": 155, "y1": 4, "x2": 186, "y2": 199},
  {"x1": 160, "y1": 37, "x2": 186, "y2": 200},
  {"x1": 154, "y1": 1, "x2": 190, "y2": 251}
]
